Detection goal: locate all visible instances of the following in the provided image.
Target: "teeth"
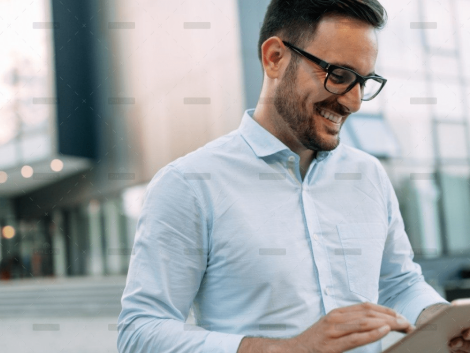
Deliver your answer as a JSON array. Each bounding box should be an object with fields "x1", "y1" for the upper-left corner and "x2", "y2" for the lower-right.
[{"x1": 318, "y1": 107, "x2": 342, "y2": 124}]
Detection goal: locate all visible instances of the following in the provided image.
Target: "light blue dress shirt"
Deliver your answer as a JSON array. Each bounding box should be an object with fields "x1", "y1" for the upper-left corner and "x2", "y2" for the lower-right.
[{"x1": 117, "y1": 108, "x2": 449, "y2": 353}]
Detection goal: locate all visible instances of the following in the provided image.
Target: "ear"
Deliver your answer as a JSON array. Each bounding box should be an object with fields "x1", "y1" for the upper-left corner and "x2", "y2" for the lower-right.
[{"x1": 261, "y1": 36, "x2": 290, "y2": 80}]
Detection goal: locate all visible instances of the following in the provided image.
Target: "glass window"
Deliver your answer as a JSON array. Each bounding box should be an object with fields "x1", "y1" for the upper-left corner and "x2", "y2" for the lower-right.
[
  {"x1": 345, "y1": 114, "x2": 401, "y2": 158},
  {"x1": 422, "y1": 0, "x2": 456, "y2": 51},
  {"x1": 432, "y1": 81, "x2": 464, "y2": 120},
  {"x1": 437, "y1": 123, "x2": 468, "y2": 159},
  {"x1": 20, "y1": 133, "x2": 51, "y2": 163}
]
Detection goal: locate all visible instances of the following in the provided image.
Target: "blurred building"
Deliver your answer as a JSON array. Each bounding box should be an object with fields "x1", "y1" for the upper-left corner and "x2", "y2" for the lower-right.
[{"x1": 0, "y1": 0, "x2": 469, "y2": 300}]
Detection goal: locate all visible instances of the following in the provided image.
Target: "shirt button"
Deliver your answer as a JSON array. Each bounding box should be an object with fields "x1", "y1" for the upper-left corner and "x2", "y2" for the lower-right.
[
  {"x1": 313, "y1": 233, "x2": 319, "y2": 241},
  {"x1": 288, "y1": 156, "x2": 295, "y2": 162},
  {"x1": 325, "y1": 287, "x2": 331, "y2": 296}
]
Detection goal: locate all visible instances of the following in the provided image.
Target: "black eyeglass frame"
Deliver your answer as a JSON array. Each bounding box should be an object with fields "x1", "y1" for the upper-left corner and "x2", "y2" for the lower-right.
[{"x1": 282, "y1": 40, "x2": 387, "y2": 101}]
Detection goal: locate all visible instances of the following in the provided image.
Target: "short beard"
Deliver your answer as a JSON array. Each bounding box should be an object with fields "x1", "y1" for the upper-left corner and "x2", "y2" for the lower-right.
[{"x1": 273, "y1": 58, "x2": 341, "y2": 152}]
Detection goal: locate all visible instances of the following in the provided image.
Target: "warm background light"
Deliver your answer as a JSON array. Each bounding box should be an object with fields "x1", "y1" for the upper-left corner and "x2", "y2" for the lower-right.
[
  {"x1": 0, "y1": 171, "x2": 7, "y2": 183},
  {"x1": 50, "y1": 159, "x2": 64, "y2": 172},
  {"x1": 2, "y1": 225, "x2": 15, "y2": 239},
  {"x1": 21, "y1": 165, "x2": 33, "y2": 178}
]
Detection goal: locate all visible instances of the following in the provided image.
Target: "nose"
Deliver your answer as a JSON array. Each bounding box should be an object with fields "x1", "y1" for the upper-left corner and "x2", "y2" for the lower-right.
[{"x1": 337, "y1": 82, "x2": 362, "y2": 114}]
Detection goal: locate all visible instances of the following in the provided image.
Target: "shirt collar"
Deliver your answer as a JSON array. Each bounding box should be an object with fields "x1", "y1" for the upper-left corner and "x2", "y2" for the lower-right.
[{"x1": 238, "y1": 108, "x2": 339, "y2": 161}]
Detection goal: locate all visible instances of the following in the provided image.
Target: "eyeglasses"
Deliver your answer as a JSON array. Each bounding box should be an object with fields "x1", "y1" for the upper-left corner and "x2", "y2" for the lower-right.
[{"x1": 282, "y1": 41, "x2": 387, "y2": 101}]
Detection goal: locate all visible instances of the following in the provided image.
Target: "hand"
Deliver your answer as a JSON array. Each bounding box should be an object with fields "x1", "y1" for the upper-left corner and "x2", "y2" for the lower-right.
[
  {"x1": 287, "y1": 302, "x2": 415, "y2": 353},
  {"x1": 449, "y1": 328, "x2": 470, "y2": 352},
  {"x1": 415, "y1": 303, "x2": 470, "y2": 353}
]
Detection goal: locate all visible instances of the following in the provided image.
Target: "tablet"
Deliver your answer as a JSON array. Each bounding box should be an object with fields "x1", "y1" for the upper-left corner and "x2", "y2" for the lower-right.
[{"x1": 383, "y1": 298, "x2": 470, "y2": 353}]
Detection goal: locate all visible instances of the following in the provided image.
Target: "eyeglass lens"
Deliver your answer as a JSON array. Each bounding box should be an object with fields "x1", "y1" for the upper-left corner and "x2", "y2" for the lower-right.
[{"x1": 326, "y1": 67, "x2": 382, "y2": 100}]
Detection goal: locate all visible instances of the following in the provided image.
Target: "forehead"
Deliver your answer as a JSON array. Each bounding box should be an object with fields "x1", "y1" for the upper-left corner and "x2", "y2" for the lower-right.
[{"x1": 303, "y1": 15, "x2": 379, "y2": 76}]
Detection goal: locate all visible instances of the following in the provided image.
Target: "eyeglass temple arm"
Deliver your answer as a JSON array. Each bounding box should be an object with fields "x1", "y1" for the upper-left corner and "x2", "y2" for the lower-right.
[{"x1": 282, "y1": 41, "x2": 329, "y2": 70}]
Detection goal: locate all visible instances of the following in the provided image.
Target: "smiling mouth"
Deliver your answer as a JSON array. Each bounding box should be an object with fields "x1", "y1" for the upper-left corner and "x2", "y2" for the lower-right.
[{"x1": 315, "y1": 106, "x2": 343, "y2": 125}]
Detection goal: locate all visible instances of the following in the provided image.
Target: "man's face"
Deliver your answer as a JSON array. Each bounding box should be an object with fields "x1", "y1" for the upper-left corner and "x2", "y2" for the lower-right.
[{"x1": 273, "y1": 15, "x2": 379, "y2": 152}]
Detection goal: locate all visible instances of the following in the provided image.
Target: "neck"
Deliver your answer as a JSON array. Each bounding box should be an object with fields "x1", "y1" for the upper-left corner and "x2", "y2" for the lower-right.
[{"x1": 252, "y1": 104, "x2": 316, "y2": 174}]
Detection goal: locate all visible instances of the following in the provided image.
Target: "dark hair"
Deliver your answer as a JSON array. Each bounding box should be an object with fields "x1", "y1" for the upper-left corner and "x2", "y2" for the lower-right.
[{"x1": 258, "y1": 0, "x2": 387, "y2": 70}]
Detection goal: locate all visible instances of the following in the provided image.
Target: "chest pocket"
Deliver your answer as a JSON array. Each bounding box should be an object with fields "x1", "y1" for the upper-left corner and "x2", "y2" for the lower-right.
[{"x1": 336, "y1": 223, "x2": 387, "y2": 302}]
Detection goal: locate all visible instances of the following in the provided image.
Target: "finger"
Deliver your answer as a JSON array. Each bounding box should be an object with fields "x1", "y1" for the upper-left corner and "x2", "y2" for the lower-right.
[
  {"x1": 331, "y1": 314, "x2": 413, "y2": 337},
  {"x1": 338, "y1": 302, "x2": 400, "y2": 318},
  {"x1": 462, "y1": 328, "x2": 470, "y2": 340},
  {"x1": 335, "y1": 325, "x2": 391, "y2": 353},
  {"x1": 449, "y1": 337, "x2": 470, "y2": 351}
]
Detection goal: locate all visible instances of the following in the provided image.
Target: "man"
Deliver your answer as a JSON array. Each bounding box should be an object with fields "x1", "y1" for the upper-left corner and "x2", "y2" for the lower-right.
[{"x1": 117, "y1": 1, "x2": 470, "y2": 352}]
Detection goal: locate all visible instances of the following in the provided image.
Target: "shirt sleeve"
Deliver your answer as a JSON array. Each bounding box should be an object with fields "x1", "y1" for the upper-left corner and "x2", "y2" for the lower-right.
[
  {"x1": 376, "y1": 164, "x2": 450, "y2": 326},
  {"x1": 117, "y1": 165, "x2": 246, "y2": 353}
]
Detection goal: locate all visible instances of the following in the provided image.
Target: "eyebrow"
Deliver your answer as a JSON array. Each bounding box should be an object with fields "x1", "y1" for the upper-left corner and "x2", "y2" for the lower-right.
[{"x1": 330, "y1": 62, "x2": 376, "y2": 77}]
